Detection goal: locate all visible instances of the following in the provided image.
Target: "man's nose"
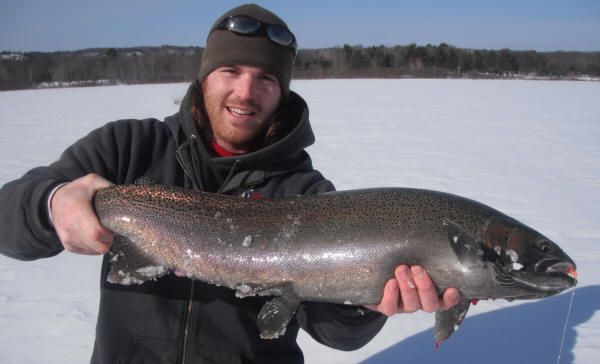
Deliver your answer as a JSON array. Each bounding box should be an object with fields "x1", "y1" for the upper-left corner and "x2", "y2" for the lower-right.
[{"x1": 233, "y1": 74, "x2": 256, "y2": 100}]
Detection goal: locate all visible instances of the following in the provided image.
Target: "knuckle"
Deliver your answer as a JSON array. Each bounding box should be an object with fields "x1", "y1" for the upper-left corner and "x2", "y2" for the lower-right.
[
  {"x1": 381, "y1": 306, "x2": 395, "y2": 317},
  {"x1": 423, "y1": 305, "x2": 438, "y2": 313},
  {"x1": 96, "y1": 244, "x2": 110, "y2": 255},
  {"x1": 403, "y1": 306, "x2": 418, "y2": 314},
  {"x1": 400, "y1": 293, "x2": 422, "y2": 313},
  {"x1": 83, "y1": 172, "x2": 99, "y2": 182},
  {"x1": 58, "y1": 231, "x2": 72, "y2": 245},
  {"x1": 62, "y1": 240, "x2": 80, "y2": 253},
  {"x1": 89, "y1": 229, "x2": 104, "y2": 241}
]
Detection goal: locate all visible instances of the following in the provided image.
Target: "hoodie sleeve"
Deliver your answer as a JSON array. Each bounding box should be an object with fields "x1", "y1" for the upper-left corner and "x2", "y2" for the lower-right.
[
  {"x1": 296, "y1": 302, "x2": 387, "y2": 351},
  {"x1": 0, "y1": 119, "x2": 165, "y2": 261},
  {"x1": 0, "y1": 121, "x2": 124, "y2": 260},
  {"x1": 0, "y1": 170, "x2": 69, "y2": 260}
]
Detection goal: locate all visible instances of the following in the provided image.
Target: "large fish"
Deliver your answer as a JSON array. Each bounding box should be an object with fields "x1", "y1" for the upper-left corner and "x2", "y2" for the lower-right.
[{"x1": 93, "y1": 181, "x2": 577, "y2": 343}]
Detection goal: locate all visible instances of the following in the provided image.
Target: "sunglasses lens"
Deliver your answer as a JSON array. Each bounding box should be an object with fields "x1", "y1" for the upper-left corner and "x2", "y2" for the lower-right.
[
  {"x1": 213, "y1": 16, "x2": 296, "y2": 50},
  {"x1": 226, "y1": 16, "x2": 261, "y2": 34},
  {"x1": 266, "y1": 25, "x2": 294, "y2": 46}
]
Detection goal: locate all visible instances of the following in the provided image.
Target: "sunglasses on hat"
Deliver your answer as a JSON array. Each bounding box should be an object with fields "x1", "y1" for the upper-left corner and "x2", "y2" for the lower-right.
[{"x1": 211, "y1": 15, "x2": 297, "y2": 52}]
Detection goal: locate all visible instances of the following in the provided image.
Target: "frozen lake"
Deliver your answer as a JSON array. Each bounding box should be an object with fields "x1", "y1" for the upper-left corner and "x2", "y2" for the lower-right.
[{"x1": 0, "y1": 79, "x2": 599, "y2": 363}]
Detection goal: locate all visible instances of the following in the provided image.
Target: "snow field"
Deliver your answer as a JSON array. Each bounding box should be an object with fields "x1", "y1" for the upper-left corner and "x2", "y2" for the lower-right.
[{"x1": 1, "y1": 79, "x2": 599, "y2": 363}]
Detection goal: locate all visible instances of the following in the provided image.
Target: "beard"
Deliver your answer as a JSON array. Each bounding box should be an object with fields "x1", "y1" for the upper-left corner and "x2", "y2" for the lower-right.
[{"x1": 203, "y1": 95, "x2": 278, "y2": 152}]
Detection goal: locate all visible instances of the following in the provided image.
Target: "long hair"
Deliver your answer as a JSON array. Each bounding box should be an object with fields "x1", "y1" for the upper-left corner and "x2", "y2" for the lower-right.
[{"x1": 189, "y1": 81, "x2": 293, "y2": 150}]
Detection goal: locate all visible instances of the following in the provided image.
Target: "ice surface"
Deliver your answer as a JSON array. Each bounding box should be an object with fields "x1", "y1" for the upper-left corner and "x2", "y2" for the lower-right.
[{"x1": 1, "y1": 79, "x2": 599, "y2": 363}]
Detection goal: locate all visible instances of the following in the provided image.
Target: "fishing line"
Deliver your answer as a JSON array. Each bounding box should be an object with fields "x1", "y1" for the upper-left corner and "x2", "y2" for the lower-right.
[{"x1": 556, "y1": 289, "x2": 576, "y2": 364}]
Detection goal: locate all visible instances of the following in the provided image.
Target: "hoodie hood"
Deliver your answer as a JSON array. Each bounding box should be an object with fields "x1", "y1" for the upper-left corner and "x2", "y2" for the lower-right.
[{"x1": 165, "y1": 81, "x2": 317, "y2": 193}]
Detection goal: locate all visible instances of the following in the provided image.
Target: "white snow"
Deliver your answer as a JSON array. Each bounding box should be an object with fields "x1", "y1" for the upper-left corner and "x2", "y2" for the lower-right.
[
  {"x1": 454, "y1": 262, "x2": 471, "y2": 274},
  {"x1": 0, "y1": 79, "x2": 599, "y2": 363},
  {"x1": 0, "y1": 53, "x2": 25, "y2": 61},
  {"x1": 242, "y1": 235, "x2": 253, "y2": 247},
  {"x1": 236, "y1": 284, "x2": 252, "y2": 296},
  {"x1": 506, "y1": 249, "x2": 519, "y2": 263},
  {"x1": 135, "y1": 266, "x2": 167, "y2": 277}
]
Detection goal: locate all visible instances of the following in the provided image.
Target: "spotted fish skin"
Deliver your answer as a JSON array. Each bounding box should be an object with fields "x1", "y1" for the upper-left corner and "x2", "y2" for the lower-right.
[{"x1": 93, "y1": 184, "x2": 577, "y2": 341}]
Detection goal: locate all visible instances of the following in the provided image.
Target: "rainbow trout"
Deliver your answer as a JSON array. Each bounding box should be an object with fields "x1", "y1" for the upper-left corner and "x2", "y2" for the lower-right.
[{"x1": 93, "y1": 182, "x2": 577, "y2": 343}]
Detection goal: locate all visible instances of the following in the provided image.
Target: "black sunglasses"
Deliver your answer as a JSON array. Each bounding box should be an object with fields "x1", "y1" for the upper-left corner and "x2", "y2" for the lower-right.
[{"x1": 211, "y1": 15, "x2": 297, "y2": 51}]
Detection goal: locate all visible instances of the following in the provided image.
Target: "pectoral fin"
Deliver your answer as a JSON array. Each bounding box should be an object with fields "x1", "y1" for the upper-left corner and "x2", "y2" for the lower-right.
[
  {"x1": 434, "y1": 295, "x2": 471, "y2": 345},
  {"x1": 257, "y1": 292, "x2": 301, "y2": 339},
  {"x1": 443, "y1": 219, "x2": 487, "y2": 269},
  {"x1": 107, "y1": 236, "x2": 168, "y2": 285}
]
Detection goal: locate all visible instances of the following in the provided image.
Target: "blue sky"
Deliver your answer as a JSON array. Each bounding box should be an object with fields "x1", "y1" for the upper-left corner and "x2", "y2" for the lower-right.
[{"x1": 1, "y1": 0, "x2": 598, "y2": 52}]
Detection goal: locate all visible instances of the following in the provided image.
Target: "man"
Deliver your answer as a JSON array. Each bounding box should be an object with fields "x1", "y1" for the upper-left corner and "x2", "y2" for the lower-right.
[{"x1": 0, "y1": 4, "x2": 458, "y2": 363}]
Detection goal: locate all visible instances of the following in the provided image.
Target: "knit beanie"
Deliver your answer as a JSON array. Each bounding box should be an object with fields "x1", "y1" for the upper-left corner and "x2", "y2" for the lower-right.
[{"x1": 198, "y1": 4, "x2": 296, "y2": 98}]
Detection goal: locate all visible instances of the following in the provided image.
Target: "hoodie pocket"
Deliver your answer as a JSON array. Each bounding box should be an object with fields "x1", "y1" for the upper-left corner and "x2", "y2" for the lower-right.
[
  {"x1": 115, "y1": 336, "x2": 244, "y2": 364},
  {"x1": 188, "y1": 344, "x2": 243, "y2": 364},
  {"x1": 116, "y1": 335, "x2": 178, "y2": 364}
]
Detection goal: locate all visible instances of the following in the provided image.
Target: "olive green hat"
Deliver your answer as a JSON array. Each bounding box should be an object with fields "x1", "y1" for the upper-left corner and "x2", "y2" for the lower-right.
[{"x1": 198, "y1": 4, "x2": 297, "y2": 98}]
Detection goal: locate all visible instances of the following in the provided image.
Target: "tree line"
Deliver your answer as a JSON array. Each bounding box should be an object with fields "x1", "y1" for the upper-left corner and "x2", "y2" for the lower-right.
[
  {"x1": 294, "y1": 43, "x2": 600, "y2": 79},
  {"x1": 1, "y1": 43, "x2": 599, "y2": 90}
]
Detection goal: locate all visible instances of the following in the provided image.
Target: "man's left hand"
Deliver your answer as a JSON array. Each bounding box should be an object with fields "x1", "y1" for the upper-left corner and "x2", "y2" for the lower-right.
[{"x1": 366, "y1": 265, "x2": 460, "y2": 316}]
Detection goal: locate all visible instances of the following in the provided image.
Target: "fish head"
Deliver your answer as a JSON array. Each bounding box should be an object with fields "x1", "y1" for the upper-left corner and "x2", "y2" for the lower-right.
[{"x1": 482, "y1": 216, "x2": 577, "y2": 298}]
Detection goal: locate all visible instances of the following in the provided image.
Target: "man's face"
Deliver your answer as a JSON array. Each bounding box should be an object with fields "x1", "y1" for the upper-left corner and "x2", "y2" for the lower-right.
[{"x1": 202, "y1": 65, "x2": 282, "y2": 153}]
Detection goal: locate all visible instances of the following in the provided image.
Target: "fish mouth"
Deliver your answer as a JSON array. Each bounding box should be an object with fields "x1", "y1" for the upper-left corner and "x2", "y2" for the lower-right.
[
  {"x1": 508, "y1": 259, "x2": 577, "y2": 296},
  {"x1": 545, "y1": 261, "x2": 578, "y2": 279},
  {"x1": 535, "y1": 259, "x2": 578, "y2": 280}
]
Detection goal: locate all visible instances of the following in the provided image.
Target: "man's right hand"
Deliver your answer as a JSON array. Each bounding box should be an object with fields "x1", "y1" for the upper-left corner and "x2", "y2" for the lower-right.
[{"x1": 50, "y1": 173, "x2": 116, "y2": 255}]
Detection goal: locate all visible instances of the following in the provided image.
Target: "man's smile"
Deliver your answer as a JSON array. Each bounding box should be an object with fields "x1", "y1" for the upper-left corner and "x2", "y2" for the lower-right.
[{"x1": 227, "y1": 106, "x2": 256, "y2": 117}]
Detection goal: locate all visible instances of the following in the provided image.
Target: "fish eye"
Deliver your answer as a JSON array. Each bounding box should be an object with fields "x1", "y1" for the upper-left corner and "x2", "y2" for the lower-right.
[{"x1": 538, "y1": 241, "x2": 551, "y2": 253}]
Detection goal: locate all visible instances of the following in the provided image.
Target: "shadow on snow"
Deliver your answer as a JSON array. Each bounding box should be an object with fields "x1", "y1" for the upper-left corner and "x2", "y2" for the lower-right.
[{"x1": 360, "y1": 285, "x2": 599, "y2": 364}]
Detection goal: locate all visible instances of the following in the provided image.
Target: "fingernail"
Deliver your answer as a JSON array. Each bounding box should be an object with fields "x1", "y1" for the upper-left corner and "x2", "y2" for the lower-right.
[
  {"x1": 411, "y1": 265, "x2": 425, "y2": 279},
  {"x1": 397, "y1": 266, "x2": 415, "y2": 289},
  {"x1": 449, "y1": 290, "x2": 460, "y2": 303},
  {"x1": 396, "y1": 266, "x2": 409, "y2": 279}
]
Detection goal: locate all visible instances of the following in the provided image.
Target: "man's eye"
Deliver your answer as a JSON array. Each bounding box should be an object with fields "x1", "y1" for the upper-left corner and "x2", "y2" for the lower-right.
[{"x1": 261, "y1": 75, "x2": 277, "y2": 83}]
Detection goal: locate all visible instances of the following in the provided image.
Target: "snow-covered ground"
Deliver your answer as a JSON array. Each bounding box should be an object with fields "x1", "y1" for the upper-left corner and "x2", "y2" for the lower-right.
[{"x1": 0, "y1": 79, "x2": 598, "y2": 363}]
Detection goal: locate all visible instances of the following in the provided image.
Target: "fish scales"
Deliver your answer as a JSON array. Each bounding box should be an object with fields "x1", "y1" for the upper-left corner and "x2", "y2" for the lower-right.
[
  {"x1": 93, "y1": 183, "x2": 577, "y2": 341},
  {"x1": 98, "y1": 186, "x2": 464, "y2": 297}
]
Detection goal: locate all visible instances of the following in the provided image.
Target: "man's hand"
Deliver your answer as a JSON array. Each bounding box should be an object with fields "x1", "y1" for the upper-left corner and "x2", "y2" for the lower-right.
[
  {"x1": 50, "y1": 173, "x2": 116, "y2": 255},
  {"x1": 366, "y1": 265, "x2": 460, "y2": 316}
]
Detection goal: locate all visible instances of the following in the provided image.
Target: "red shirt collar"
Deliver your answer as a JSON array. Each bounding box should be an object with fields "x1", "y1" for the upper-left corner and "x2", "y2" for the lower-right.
[{"x1": 208, "y1": 140, "x2": 247, "y2": 158}]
